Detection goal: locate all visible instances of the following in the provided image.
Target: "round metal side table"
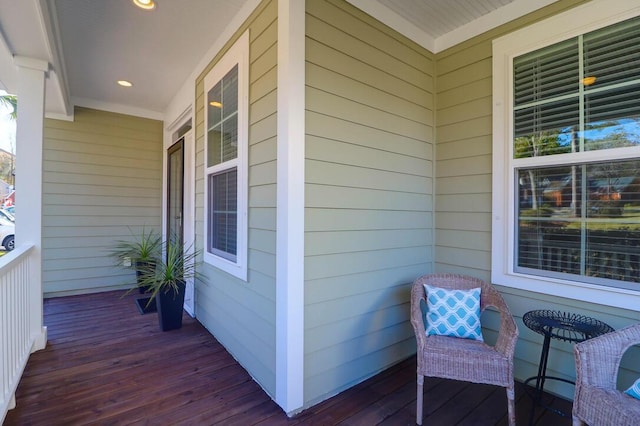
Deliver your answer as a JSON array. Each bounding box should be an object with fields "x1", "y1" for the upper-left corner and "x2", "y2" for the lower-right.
[{"x1": 522, "y1": 310, "x2": 614, "y2": 425}]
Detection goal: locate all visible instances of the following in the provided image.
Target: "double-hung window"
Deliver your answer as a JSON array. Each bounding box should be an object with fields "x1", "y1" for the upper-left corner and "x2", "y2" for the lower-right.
[
  {"x1": 203, "y1": 32, "x2": 249, "y2": 280},
  {"x1": 492, "y1": 1, "x2": 640, "y2": 309}
]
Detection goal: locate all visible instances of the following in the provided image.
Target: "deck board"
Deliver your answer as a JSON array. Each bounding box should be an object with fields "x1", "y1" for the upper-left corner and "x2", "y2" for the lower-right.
[{"x1": 4, "y1": 290, "x2": 572, "y2": 425}]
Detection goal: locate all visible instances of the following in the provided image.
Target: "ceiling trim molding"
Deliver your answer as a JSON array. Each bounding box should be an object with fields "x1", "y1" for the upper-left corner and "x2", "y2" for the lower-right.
[
  {"x1": 45, "y1": 110, "x2": 74, "y2": 121},
  {"x1": 166, "y1": 105, "x2": 193, "y2": 133},
  {"x1": 72, "y1": 96, "x2": 164, "y2": 121},
  {"x1": 346, "y1": 0, "x2": 560, "y2": 54},
  {"x1": 0, "y1": 26, "x2": 17, "y2": 91},
  {"x1": 38, "y1": 0, "x2": 71, "y2": 117},
  {"x1": 13, "y1": 56, "x2": 49, "y2": 72},
  {"x1": 345, "y1": 0, "x2": 435, "y2": 52},
  {"x1": 434, "y1": 0, "x2": 559, "y2": 52},
  {"x1": 163, "y1": 0, "x2": 263, "y2": 124},
  {"x1": 194, "y1": 0, "x2": 264, "y2": 79}
]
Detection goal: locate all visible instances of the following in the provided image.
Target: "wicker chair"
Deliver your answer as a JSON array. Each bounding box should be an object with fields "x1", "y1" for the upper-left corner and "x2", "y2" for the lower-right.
[
  {"x1": 410, "y1": 274, "x2": 518, "y2": 426},
  {"x1": 572, "y1": 323, "x2": 640, "y2": 426}
]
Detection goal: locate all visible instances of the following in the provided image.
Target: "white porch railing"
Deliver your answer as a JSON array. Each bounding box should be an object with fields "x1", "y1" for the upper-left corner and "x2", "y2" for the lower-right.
[{"x1": 0, "y1": 244, "x2": 47, "y2": 423}]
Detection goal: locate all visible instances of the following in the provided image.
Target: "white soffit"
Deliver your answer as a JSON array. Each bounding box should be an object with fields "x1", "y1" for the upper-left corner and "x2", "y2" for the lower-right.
[
  {"x1": 434, "y1": 0, "x2": 560, "y2": 52},
  {"x1": 0, "y1": 29, "x2": 17, "y2": 92},
  {"x1": 347, "y1": 0, "x2": 559, "y2": 53},
  {"x1": 2, "y1": 0, "x2": 564, "y2": 118},
  {"x1": 53, "y1": 0, "x2": 246, "y2": 118},
  {"x1": 0, "y1": 0, "x2": 71, "y2": 117}
]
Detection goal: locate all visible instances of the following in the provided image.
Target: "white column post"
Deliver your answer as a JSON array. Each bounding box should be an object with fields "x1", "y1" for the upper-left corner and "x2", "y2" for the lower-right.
[
  {"x1": 14, "y1": 56, "x2": 48, "y2": 351},
  {"x1": 276, "y1": 0, "x2": 305, "y2": 415}
]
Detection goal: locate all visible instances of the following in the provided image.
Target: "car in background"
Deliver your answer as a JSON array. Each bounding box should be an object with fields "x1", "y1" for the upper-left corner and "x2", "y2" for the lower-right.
[
  {"x1": 0, "y1": 208, "x2": 15, "y2": 223},
  {"x1": 0, "y1": 217, "x2": 14, "y2": 251}
]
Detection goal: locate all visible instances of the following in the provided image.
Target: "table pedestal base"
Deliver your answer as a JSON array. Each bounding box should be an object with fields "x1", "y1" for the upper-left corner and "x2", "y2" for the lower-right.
[
  {"x1": 522, "y1": 310, "x2": 614, "y2": 426},
  {"x1": 524, "y1": 374, "x2": 574, "y2": 424}
]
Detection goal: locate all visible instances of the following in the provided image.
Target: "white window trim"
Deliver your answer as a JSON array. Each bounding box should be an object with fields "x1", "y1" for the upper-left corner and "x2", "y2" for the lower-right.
[
  {"x1": 492, "y1": 0, "x2": 640, "y2": 311},
  {"x1": 203, "y1": 31, "x2": 249, "y2": 281}
]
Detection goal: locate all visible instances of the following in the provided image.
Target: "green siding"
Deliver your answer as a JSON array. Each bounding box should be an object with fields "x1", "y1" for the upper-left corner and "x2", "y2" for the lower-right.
[
  {"x1": 304, "y1": 0, "x2": 434, "y2": 406},
  {"x1": 434, "y1": 0, "x2": 640, "y2": 399},
  {"x1": 193, "y1": 0, "x2": 278, "y2": 398},
  {"x1": 36, "y1": 0, "x2": 640, "y2": 412},
  {"x1": 42, "y1": 107, "x2": 163, "y2": 297}
]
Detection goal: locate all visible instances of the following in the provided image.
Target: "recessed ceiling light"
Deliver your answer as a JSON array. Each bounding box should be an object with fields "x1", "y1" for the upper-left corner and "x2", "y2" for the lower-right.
[
  {"x1": 117, "y1": 80, "x2": 133, "y2": 87},
  {"x1": 582, "y1": 76, "x2": 597, "y2": 86},
  {"x1": 209, "y1": 101, "x2": 222, "y2": 108},
  {"x1": 133, "y1": 0, "x2": 155, "y2": 10}
]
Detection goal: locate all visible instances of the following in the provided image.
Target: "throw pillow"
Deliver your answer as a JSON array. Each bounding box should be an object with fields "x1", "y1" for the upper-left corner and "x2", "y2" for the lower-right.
[
  {"x1": 424, "y1": 284, "x2": 483, "y2": 341},
  {"x1": 625, "y1": 377, "x2": 640, "y2": 400}
]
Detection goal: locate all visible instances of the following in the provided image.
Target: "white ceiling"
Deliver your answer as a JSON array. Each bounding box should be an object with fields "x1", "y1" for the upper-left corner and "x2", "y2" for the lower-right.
[
  {"x1": 54, "y1": 0, "x2": 248, "y2": 118},
  {"x1": 381, "y1": 0, "x2": 516, "y2": 37},
  {"x1": 0, "y1": 0, "x2": 558, "y2": 121}
]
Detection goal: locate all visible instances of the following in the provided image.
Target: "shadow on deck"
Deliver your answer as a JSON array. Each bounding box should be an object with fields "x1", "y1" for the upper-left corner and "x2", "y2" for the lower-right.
[{"x1": 5, "y1": 290, "x2": 572, "y2": 425}]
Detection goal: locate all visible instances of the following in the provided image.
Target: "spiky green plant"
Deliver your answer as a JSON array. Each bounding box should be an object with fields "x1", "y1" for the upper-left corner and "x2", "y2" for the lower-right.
[
  {"x1": 0, "y1": 94, "x2": 17, "y2": 120},
  {"x1": 109, "y1": 226, "x2": 162, "y2": 267},
  {"x1": 137, "y1": 236, "x2": 201, "y2": 300}
]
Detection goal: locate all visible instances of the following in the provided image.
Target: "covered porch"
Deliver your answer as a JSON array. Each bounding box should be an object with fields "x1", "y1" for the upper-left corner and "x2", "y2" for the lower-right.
[
  {"x1": 4, "y1": 290, "x2": 571, "y2": 425},
  {"x1": 2, "y1": 0, "x2": 640, "y2": 422}
]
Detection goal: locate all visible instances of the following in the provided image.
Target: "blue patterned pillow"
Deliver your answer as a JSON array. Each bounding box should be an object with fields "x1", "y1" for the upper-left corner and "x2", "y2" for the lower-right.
[
  {"x1": 424, "y1": 284, "x2": 483, "y2": 341},
  {"x1": 625, "y1": 377, "x2": 640, "y2": 400}
]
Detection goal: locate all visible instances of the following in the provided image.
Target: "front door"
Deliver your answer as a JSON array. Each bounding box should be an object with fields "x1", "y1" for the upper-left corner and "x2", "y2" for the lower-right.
[
  {"x1": 167, "y1": 138, "x2": 193, "y2": 313},
  {"x1": 167, "y1": 139, "x2": 184, "y2": 244},
  {"x1": 166, "y1": 125, "x2": 196, "y2": 316}
]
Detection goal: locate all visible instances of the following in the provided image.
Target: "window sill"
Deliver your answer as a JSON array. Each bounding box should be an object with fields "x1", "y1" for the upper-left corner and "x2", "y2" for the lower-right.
[
  {"x1": 492, "y1": 269, "x2": 640, "y2": 311},
  {"x1": 204, "y1": 251, "x2": 247, "y2": 281}
]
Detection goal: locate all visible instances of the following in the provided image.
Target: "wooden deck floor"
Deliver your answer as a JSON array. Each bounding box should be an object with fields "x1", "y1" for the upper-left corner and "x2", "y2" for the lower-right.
[{"x1": 5, "y1": 291, "x2": 572, "y2": 425}]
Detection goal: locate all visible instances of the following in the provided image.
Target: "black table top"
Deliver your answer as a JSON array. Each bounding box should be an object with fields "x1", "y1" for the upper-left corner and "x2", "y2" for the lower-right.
[{"x1": 523, "y1": 310, "x2": 614, "y2": 343}]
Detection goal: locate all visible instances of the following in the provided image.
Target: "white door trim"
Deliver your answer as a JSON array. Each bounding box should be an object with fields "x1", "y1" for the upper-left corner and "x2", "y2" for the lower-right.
[
  {"x1": 181, "y1": 129, "x2": 195, "y2": 316},
  {"x1": 164, "y1": 109, "x2": 195, "y2": 316}
]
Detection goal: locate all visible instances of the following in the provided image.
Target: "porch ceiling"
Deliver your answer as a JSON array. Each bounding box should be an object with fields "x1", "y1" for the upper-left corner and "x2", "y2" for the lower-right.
[{"x1": 0, "y1": 0, "x2": 558, "y2": 120}]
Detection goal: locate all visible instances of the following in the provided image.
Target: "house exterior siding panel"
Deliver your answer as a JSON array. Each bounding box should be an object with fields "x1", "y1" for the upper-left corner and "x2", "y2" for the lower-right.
[
  {"x1": 303, "y1": 0, "x2": 434, "y2": 406},
  {"x1": 434, "y1": 0, "x2": 640, "y2": 399},
  {"x1": 42, "y1": 107, "x2": 162, "y2": 297},
  {"x1": 28, "y1": 0, "x2": 640, "y2": 415},
  {"x1": 437, "y1": 136, "x2": 491, "y2": 161},
  {"x1": 193, "y1": 0, "x2": 278, "y2": 398},
  {"x1": 306, "y1": 111, "x2": 429, "y2": 159}
]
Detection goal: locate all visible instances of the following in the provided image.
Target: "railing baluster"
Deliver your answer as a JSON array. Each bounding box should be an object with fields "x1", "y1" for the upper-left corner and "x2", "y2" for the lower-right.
[{"x1": 1, "y1": 245, "x2": 38, "y2": 423}]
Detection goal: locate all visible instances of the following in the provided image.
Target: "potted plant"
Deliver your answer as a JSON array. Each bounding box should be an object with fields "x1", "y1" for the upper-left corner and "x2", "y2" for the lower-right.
[
  {"x1": 137, "y1": 237, "x2": 200, "y2": 331},
  {"x1": 110, "y1": 227, "x2": 162, "y2": 294}
]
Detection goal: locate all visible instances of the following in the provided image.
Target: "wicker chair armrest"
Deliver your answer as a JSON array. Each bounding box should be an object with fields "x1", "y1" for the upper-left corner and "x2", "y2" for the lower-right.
[
  {"x1": 574, "y1": 323, "x2": 640, "y2": 389},
  {"x1": 481, "y1": 282, "x2": 518, "y2": 357},
  {"x1": 410, "y1": 274, "x2": 518, "y2": 357},
  {"x1": 410, "y1": 277, "x2": 428, "y2": 351}
]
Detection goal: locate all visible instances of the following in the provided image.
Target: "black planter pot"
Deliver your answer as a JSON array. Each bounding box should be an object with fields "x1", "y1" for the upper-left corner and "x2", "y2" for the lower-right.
[
  {"x1": 134, "y1": 296, "x2": 157, "y2": 315},
  {"x1": 135, "y1": 260, "x2": 156, "y2": 294},
  {"x1": 156, "y1": 280, "x2": 186, "y2": 331}
]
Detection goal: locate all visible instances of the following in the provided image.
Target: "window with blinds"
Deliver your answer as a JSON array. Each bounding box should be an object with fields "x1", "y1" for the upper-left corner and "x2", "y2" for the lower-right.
[
  {"x1": 512, "y1": 16, "x2": 640, "y2": 289},
  {"x1": 209, "y1": 169, "x2": 237, "y2": 261},
  {"x1": 206, "y1": 65, "x2": 239, "y2": 261},
  {"x1": 202, "y1": 31, "x2": 248, "y2": 280}
]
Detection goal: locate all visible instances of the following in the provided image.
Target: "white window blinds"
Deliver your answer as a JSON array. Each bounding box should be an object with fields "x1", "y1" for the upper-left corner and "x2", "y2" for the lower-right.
[{"x1": 513, "y1": 16, "x2": 640, "y2": 289}]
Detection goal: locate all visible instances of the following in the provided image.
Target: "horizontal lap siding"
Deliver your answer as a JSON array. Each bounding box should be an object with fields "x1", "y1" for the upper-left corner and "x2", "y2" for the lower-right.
[
  {"x1": 304, "y1": 0, "x2": 433, "y2": 406},
  {"x1": 435, "y1": 42, "x2": 492, "y2": 278},
  {"x1": 193, "y1": 0, "x2": 278, "y2": 398},
  {"x1": 42, "y1": 107, "x2": 163, "y2": 296},
  {"x1": 434, "y1": 0, "x2": 639, "y2": 400}
]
